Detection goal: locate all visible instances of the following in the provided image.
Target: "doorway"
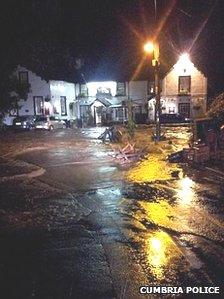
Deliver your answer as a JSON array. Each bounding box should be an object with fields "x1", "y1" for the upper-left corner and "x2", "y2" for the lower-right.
[{"x1": 178, "y1": 103, "x2": 190, "y2": 118}]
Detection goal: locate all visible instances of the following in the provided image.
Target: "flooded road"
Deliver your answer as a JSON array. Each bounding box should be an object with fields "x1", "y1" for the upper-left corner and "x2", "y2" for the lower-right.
[{"x1": 0, "y1": 127, "x2": 224, "y2": 298}]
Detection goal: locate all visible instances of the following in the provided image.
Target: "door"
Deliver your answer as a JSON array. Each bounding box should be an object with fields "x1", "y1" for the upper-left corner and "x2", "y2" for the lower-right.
[{"x1": 178, "y1": 103, "x2": 190, "y2": 118}]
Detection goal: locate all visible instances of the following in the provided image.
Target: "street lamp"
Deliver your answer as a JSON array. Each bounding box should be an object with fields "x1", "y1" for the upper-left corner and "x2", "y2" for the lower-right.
[
  {"x1": 144, "y1": 41, "x2": 161, "y2": 141},
  {"x1": 144, "y1": 42, "x2": 154, "y2": 53}
]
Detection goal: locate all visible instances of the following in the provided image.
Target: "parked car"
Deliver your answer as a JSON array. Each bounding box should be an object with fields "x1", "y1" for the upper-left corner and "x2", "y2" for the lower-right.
[
  {"x1": 35, "y1": 116, "x2": 66, "y2": 131},
  {"x1": 13, "y1": 116, "x2": 36, "y2": 130},
  {"x1": 160, "y1": 113, "x2": 191, "y2": 124}
]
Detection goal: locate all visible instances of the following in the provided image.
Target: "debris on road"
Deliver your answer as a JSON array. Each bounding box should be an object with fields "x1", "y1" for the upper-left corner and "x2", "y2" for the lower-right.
[
  {"x1": 111, "y1": 143, "x2": 146, "y2": 167},
  {"x1": 98, "y1": 126, "x2": 122, "y2": 143}
]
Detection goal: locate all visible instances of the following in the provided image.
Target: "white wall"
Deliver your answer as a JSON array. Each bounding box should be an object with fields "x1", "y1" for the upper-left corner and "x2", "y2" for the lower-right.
[
  {"x1": 160, "y1": 55, "x2": 207, "y2": 118},
  {"x1": 161, "y1": 57, "x2": 207, "y2": 98},
  {"x1": 16, "y1": 65, "x2": 50, "y2": 115},
  {"x1": 50, "y1": 80, "x2": 76, "y2": 120},
  {"x1": 3, "y1": 66, "x2": 50, "y2": 125}
]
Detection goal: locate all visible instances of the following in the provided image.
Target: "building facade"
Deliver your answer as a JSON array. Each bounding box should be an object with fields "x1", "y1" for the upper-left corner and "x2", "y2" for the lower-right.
[
  {"x1": 4, "y1": 66, "x2": 76, "y2": 125},
  {"x1": 148, "y1": 54, "x2": 207, "y2": 121},
  {"x1": 75, "y1": 80, "x2": 150, "y2": 125},
  {"x1": 3, "y1": 57, "x2": 207, "y2": 126}
]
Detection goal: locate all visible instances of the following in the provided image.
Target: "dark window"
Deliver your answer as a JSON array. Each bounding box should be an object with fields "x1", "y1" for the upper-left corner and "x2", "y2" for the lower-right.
[
  {"x1": 116, "y1": 108, "x2": 124, "y2": 119},
  {"x1": 178, "y1": 103, "x2": 190, "y2": 118},
  {"x1": 60, "y1": 96, "x2": 67, "y2": 116},
  {"x1": 19, "y1": 71, "x2": 29, "y2": 85},
  {"x1": 80, "y1": 105, "x2": 90, "y2": 117},
  {"x1": 178, "y1": 76, "x2": 191, "y2": 94},
  {"x1": 33, "y1": 96, "x2": 44, "y2": 115},
  {"x1": 116, "y1": 82, "x2": 126, "y2": 95},
  {"x1": 124, "y1": 108, "x2": 127, "y2": 118},
  {"x1": 133, "y1": 106, "x2": 142, "y2": 114}
]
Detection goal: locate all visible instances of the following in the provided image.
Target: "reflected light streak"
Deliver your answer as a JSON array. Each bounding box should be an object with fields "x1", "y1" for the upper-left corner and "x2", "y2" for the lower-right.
[
  {"x1": 188, "y1": 1, "x2": 217, "y2": 52},
  {"x1": 145, "y1": 231, "x2": 182, "y2": 280},
  {"x1": 176, "y1": 177, "x2": 195, "y2": 204},
  {"x1": 121, "y1": 17, "x2": 144, "y2": 41},
  {"x1": 154, "y1": 0, "x2": 177, "y2": 41},
  {"x1": 130, "y1": 56, "x2": 147, "y2": 81},
  {"x1": 151, "y1": 237, "x2": 162, "y2": 251}
]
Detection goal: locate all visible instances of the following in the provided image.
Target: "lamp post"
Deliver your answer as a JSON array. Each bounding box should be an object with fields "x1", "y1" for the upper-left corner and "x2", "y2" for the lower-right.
[{"x1": 144, "y1": 41, "x2": 161, "y2": 141}]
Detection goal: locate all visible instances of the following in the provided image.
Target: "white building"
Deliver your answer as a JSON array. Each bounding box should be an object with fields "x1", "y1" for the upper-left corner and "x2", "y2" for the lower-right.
[
  {"x1": 148, "y1": 53, "x2": 207, "y2": 121},
  {"x1": 75, "y1": 80, "x2": 150, "y2": 125},
  {"x1": 3, "y1": 56, "x2": 207, "y2": 126},
  {"x1": 4, "y1": 66, "x2": 76, "y2": 125}
]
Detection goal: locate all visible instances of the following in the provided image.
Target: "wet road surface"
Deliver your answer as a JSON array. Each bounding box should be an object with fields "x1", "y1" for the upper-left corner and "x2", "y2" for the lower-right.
[{"x1": 0, "y1": 127, "x2": 224, "y2": 298}]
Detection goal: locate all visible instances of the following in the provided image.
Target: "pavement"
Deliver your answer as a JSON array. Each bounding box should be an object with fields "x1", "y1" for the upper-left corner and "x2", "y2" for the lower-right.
[{"x1": 0, "y1": 127, "x2": 224, "y2": 299}]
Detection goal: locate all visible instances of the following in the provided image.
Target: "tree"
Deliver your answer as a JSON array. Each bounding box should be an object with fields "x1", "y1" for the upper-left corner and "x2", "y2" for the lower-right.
[
  {"x1": 0, "y1": 68, "x2": 30, "y2": 124},
  {"x1": 207, "y1": 92, "x2": 224, "y2": 123}
]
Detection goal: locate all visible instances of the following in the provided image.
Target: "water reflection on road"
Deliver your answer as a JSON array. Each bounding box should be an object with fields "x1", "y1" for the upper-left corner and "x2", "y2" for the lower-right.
[
  {"x1": 16, "y1": 127, "x2": 224, "y2": 285},
  {"x1": 176, "y1": 176, "x2": 196, "y2": 205},
  {"x1": 120, "y1": 165, "x2": 224, "y2": 284},
  {"x1": 144, "y1": 230, "x2": 183, "y2": 281}
]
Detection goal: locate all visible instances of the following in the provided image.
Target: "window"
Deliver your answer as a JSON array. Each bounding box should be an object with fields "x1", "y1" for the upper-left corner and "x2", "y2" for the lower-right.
[
  {"x1": 19, "y1": 71, "x2": 29, "y2": 85},
  {"x1": 80, "y1": 84, "x2": 88, "y2": 96},
  {"x1": 116, "y1": 108, "x2": 124, "y2": 119},
  {"x1": 33, "y1": 96, "x2": 44, "y2": 115},
  {"x1": 148, "y1": 81, "x2": 154, "y2": 94},
  {"x1": 178, "y1": 76, "x2": 191, "y2": 94},
  {"x1": 178, "y1": 103, "x2": 190, "y2": 118},
  {"x1": 80, "y1": 105, "x2": 90, "y2": 117},
  {"x1": 9, "y1": 108, "x2": 18, "y2": 116},
  {"x1": 97, "y1": 87, "x2": 111, "y2": 95},
  {"x1": 133, "y1": 106, "x2": 142, "y2": 114},
  {"x1": 60, "y1": 96, "x2": 67, "y2": 116},
  {"x1": 116, "y1": 82, "x2": 126, "y2": 95},
  {"x1": 168, "y1": 106, "x2": 175, "y2": 114}
]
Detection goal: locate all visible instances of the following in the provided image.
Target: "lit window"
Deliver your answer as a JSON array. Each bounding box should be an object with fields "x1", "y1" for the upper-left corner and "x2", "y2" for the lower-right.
[
  {"x1": 178, "y1": 76, "x2": 191, "y2": 94},
  {"x1": 80, "y1": 84, "x2": 88, "y2": 96},
  {"x1": 97, "y1": 86, "x2": 111, "y2": 94},
  {"x1": 148, "y1": 82, "x2": 154, "y2": 94}
]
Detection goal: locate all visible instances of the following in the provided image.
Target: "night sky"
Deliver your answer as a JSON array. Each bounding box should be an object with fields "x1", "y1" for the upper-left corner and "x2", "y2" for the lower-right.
[{"x1": 0, "y1": 0, "x2": 223, "y2": 96}]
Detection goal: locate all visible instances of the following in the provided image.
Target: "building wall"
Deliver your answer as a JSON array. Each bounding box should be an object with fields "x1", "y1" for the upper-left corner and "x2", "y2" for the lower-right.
[
  {"x1": 147, "y1": 56, "x2": 208, "y2": 121},
  {"x1": 50, "y1": 81, "x2": 76, "y2": 120},
  {"x1": 162, "y1": 63, "x2": 207, "y2": 97},
  {"x1": 3, "y1": 66, "x2": 51, "y2": 125},
  {"x1": 17, "y1": 65, "x2": 51, "y2": 115},
  {"x1": 128, "y1": 81, "x2": 148, "y2": 98},
  {"x1": 4, "y1": 66, "x2": 77, "y2": 126},
  {"x1": 128, "y1": 81, "x2": 149, "y2": 114}
]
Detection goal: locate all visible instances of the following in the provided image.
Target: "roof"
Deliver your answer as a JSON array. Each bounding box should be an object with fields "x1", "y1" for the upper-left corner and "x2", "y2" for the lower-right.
[{"x1": 79, "y1": 96, "x2": 128, "y2": 107}]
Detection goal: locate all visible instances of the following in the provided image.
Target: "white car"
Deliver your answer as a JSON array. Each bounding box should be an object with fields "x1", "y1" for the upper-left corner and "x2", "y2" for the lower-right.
[{"x1": 35, "y1": 116, "x2": 66, "y2": 131}]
